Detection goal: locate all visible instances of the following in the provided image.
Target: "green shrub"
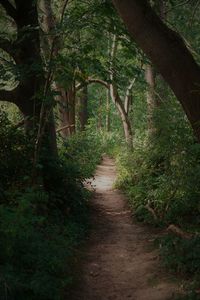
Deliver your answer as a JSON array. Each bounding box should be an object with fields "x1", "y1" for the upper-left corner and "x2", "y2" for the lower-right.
[
  {"x1": 159, "y1": 235, "x2": 200, "y2": 276},
  {"x1": 59, "y1": 130, "x2": 103, "y2": 179},
  {"x1": 0, "y1": 111, "x2": 32, "y2": 201},
  {"x1": 0, "y1": 111, "x2": 90, "y2": 299},
  {"x1": 115, "y1": 98, "x2": 200, "y2": 227},
  {"x1": 158, "y1": 234, "x2": 200, "y2": 300},
  {"x1": 0, "y1": 189, "x2": 87, "y2": 300}
]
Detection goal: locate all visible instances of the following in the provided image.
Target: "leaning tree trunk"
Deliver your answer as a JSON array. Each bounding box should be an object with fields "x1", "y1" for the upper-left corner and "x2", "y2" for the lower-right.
[
  {"x1": 112, "y1": 0, "x2": 200, "y2": 142},
  {"x1": 145, "y1": 0, "x2": 167, "y2": 137},
  {"x1": 83, "y1": 78, "x2": 133, "y2": 144},
  {"x1": 109, "y1": 33, "x2": 133, "y2": 144},
  {"x1": 110, "y1": 83, "x2": 133, "y2": 144}
]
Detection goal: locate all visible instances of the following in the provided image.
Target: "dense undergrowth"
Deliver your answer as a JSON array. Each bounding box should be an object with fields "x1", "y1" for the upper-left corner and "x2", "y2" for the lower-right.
[
  {"x1": 0, "y1": 112, "x2": 103, "y2": 300},
  {"x1": 114, "y1": 97, "x2": 200, "y2": 298}
]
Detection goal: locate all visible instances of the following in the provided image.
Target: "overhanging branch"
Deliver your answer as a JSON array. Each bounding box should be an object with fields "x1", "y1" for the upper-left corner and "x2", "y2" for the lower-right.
[
  {"x1": 87, "y1": 78, "x2": 109, "y2": 89},
  {"x1": 0, "y1": 0, "x2": 17, "y2": 21},
  {"x1": 76, "y1": 78, "x2": 109, "y2": 92}
]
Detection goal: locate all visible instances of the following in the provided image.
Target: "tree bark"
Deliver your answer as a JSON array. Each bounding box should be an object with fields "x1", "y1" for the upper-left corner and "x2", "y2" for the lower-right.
[
  {"x1": 145, "y1": 64, "x2": 156, "y2": 133},
  {"x1": 110, "y1": 83, "x2": 133, "y2": 144},
  {"x1": 106, "y1": 89, "x2": 111, "y2": 132},
  {"x1": 83, "y1": 78, "x2": 133, "y2": 144},
  {"x1": 112, "y1": 0, "x2": 200, "y2": 141},
  {"x1": 0, "y1": 0, "x2": 58, "y2": 171},
  {"x1": 58, "y1": 84, "x2": 76, "y2": 138},
  {"x1": 98, "y1": 96, "x2": 103, "y2": 130},
  {"x1": 78, "y1": 85, "x2": 88, "y2": 131},
  {"x1": 109, "y1": 34, "x2": 133, "y2": 144}
]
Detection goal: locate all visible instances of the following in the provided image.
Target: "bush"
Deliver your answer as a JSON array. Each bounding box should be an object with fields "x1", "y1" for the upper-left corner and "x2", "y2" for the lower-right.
[
  {"x1": 158, "y1": 234, "x2": 200, "y2": 300},
  {"x1": 115, "y1": 98, "x2": 200, "y2": 227},
  {"x1": 0, "y1": 189, "x2": 87, "y2": 300},
  {"x1": 0, "y1": 111, "x2": 90, "y2": 299},
  {"x1": 59, "y1": 130, "x2": 103, "y2": 179},
  {"x1": 115, "y1": 96, "x2": 200, "y2": 298},
  {"x1": 0, "y1": 111, "x2": 32, "y2": 202}
]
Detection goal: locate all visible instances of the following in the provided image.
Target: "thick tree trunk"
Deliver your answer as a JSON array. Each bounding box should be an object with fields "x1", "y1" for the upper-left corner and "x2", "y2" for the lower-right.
[
  {"x1": 0, "y1": 0, "x2": 58, "y2": 169},
  {"x1": 112, "y1": 0, "x2": 200, "y2": 141},
  {"x1": 59, "y1": 84, "x2": 76, "y2": 138}
]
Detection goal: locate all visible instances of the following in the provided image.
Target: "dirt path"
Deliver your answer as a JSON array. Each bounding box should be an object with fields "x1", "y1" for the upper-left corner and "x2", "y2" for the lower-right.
[{"x1": 69, "y1": 156, "x2": 179, "y2": 300}]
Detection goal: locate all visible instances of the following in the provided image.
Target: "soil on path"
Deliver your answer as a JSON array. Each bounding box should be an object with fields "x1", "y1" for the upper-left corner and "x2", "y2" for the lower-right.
[{"x1": 69, "y1": 156, "x2": 179, "y2": 300}]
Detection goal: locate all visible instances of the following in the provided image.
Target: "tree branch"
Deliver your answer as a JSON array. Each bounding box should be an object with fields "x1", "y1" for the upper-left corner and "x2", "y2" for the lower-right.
[
  {"x1": 87, "y1": 78, "x2": 109, "y2": 89},
  {"x1": 0, "y1": 86, "x2": 19, "y2": 103},
  {"x1": 167, "y1": 224, "x2": 193, "y2": 240},
  {"x1": 56, "y1": 123, "x2": 75, "y2": 133},
  {"x1": 112, "y1": 0, "x2": 200, "y2": 141},
  {"x1": 0, "y1": 0, "x2": 17, "y2": 21},
  {"x1": 76, "y1": 78, "x2": 109, "y2": 92}
]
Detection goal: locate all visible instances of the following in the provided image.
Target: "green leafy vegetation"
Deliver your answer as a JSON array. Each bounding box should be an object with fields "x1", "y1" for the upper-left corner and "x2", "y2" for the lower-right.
[
  {"x1": 0, "y1": 112, "x2": 91, "y2": 300},
  {"x1": 1, "y1": 0, "x2": 200, "y2": 299}
]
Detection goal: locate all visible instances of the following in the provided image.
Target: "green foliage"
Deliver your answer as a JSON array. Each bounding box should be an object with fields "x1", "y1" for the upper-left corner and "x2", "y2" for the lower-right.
[
  {"x1": 0, "y1": 188, "x2": 86, "y2": 300},
  {"x1": 59, "y1": 128, "x2": 106, "y2": 179},
  {"x1": 158, "y1": 234, "x2": 200, "y2": 299},
  {"x1": 115, "y1": 84, "x2": 200, "y2": 297},
  {"x1": 175, "y1": 292, "x2": 200, "y2": 300},
  {"x1": 116, "y1": 96, "x2": 200, "y2": 227},
  {"x1": 0, "y1": 111, "x2": 32, "y2": 201},
  {"x1": 159, "y1": 235, "x2": 200, "y2": 276},
  {"x1": 0, "y1": 111, "x2": 89, "y2": 300}
]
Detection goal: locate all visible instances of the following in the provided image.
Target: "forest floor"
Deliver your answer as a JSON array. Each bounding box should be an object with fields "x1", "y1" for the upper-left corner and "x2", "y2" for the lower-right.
[{"x1": 68, "y1": 156, "x2": 181, "y2": 300}]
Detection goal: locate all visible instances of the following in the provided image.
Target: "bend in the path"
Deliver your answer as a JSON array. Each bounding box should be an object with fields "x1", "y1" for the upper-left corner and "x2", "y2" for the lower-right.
[{"x1": 69, "y1": 156, "x2": 179, "y2": 300}]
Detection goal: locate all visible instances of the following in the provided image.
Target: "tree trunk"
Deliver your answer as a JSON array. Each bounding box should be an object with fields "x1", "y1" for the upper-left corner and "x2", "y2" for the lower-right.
[
  {"x1": 112, "y1": 0, "x2": 200, "y2": 142},
  {"x1": 85, "y1": 78, "x2": 133, "y2": 144},
  {"x1": 79, "y1": 85, "x2": 88, "y2": 131},
  {"x1": 116, "y1": 101, "x2": 132, "y2": 144},
  {"x1": 98, "y1": 96, "x2": 103, "y2": 130},
  {"x1": 106, "y1": 89, "x2": 111, "y2": 132},
  {"x1": 145, "y1": 64, "x2": 156, "y2": 133},
  {"x1": 0, "y1": 0, "x2": 58, "y2": 177},
  {"x1": 59, "y1": 84, "x2": 76, "y2": 138},
  {"x1": 109, "y1": 33, "x2": 133, "y2": 144},
  {"x1": 67, "y1": 85, "x2": 76, "y2": 135},
  {"x1": 110, "y1": 83, "x2": 132, "y2": 144}
]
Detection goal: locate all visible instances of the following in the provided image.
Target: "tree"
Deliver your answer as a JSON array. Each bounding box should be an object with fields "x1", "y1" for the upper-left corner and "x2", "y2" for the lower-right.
[
  {"x1": 78, "y1": 85, "x2": 88, "y2": 131},
  {"x1": 0, "y1": 0, "x2": 58, "y2": 188},
  {"x1": 112, "y1": 0, "x2": 200, "y2": 142}
]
